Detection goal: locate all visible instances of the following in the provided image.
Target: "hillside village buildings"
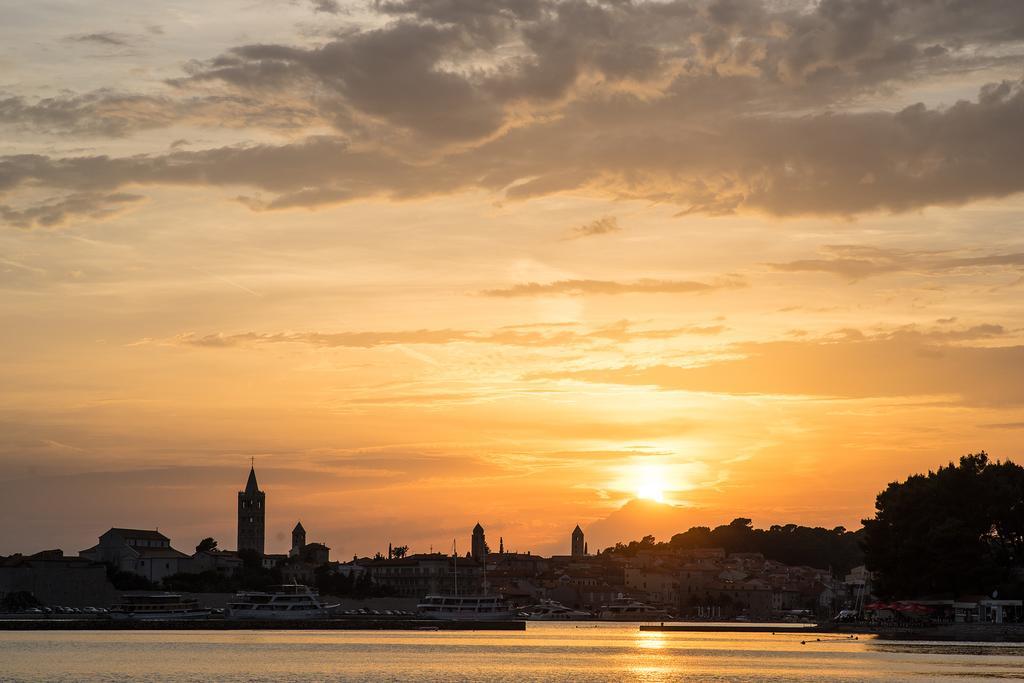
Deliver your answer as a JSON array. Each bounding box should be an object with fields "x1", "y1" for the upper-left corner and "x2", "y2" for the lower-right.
[{"x1": 356, "y1": 522, "x2": 855, "y2": 620}]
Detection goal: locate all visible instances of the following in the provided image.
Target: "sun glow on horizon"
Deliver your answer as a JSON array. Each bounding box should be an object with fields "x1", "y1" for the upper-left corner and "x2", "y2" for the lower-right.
[
  {"x1": 635, "y1": 465, "x2": 668, "y2": 503},
  {"x1": 636, "y1": 482, "x2": 666, "y2": 503},
  {"x1": 609, "y1": 456, "x2": 706, "y2": 507}
]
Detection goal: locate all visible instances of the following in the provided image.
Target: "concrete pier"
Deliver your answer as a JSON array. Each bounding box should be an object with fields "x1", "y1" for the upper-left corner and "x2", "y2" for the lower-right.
[
  {"x1": 639, "y1": 624, "x2": 821, "y2": 634},
  {"x1": 0, "y1": 617, "x2": 525, "y2": 631}
]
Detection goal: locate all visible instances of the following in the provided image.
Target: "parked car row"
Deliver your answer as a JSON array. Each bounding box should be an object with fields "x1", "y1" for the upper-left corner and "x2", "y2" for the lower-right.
[
  {"x1": 336, "y1": 608, "x2": 417, "y2": 617},
  {"x1": 22, "y1": 606, "x2": 109, "y2": 615}
]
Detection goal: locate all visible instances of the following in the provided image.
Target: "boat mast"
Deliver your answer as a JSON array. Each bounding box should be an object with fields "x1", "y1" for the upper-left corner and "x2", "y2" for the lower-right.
[{"x1": 453, "y1": 538, "x2": 458, "y2": 597}]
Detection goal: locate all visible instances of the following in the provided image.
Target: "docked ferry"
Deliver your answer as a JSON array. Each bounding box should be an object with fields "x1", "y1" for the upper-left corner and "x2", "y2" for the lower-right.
[
  {"x1": 598, "y1": 597, "x2": 671, "y2": 621},
  {"x1": 524, "y1": 600, "x2": 593, "y2": 621},
  {"x1": 109, "y1": 594, "x2": 211, "y2": 620},
  {"x1": 226, "y1": 584, "x2": 338, "y2": 620},
  {"x1": 416, "y1": 595, "x2": 518, "y2": 621}
]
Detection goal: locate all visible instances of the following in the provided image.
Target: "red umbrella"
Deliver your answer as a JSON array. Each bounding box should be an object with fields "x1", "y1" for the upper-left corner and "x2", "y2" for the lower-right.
[{"x1": 898, "y1": 603, "x2": 931, "y2": 614}]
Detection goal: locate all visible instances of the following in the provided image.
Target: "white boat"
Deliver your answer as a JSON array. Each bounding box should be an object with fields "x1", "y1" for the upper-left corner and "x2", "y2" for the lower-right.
[
  {"x1": 416, "y1": 595, "x2": 518, "y2": 621},
  {"x1": 524, "y1": 600, "x2": 593, "y2": 621},
  {"x1": 226, "y1": 584, "x2": 339, "y2": 620},
  {"x1": 109, "y1": 594, "x2": 211, "y2": 620},
  {"x1": 598, "y1": 597, "x2": 671, "y2": 621}
]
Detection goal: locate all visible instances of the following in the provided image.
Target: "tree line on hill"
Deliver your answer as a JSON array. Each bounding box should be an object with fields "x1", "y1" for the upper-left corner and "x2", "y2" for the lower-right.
[{"x1": 602, "y1": 519, "x2": 864, "y2": 576}]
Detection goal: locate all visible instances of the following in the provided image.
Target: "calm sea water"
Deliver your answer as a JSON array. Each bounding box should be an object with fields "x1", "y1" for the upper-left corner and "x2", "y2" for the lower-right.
[{"x1": 2, "y1": 623, "x2": 1024, "y2": 682}]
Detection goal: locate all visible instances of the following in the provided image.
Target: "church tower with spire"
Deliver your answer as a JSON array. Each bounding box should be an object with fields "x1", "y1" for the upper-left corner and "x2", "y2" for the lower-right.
[{"x1": 237, "y1": 464, "x2": 265, "y2": 555}]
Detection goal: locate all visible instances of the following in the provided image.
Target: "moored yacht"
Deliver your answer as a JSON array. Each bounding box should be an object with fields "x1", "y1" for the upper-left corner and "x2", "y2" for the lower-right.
[
  {"x1": 416, "y1": 595, "x2": 518, "y2": 621},
  {"x1": 109, "y1": 594, "x2": 211, "y2": 620},
  {"x1": 226, "y1": 583, "x2": 339, "y2": 620},
  {"x1": 598, "y1": 597, "x2": 671, "y2": 621},
  {"x1": 524, "y1": 600, "x2": 593, "y2": 620}
]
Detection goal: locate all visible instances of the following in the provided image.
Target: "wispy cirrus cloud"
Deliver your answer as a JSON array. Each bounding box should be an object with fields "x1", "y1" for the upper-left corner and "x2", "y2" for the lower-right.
[
  {"x1": 770, "y1": 245, "x2": 1024, "y2": 280},
  {"x1": 0, "y1": 192, "x2": 144, "y2": 229},
  {"x1": 979, "y1": 422, "x2": 1024, "y2": 430},
  {"x1": 531, "y1": 325, "x2": 1024, "y2": 406},
  {"x1": 564, "y1": 216, "x2": 620, "y2": 240},
  {"x1": 150, "y1": 319, "x2": 727, "y2": 350},
  {"x1": 66, "y1": 32, "x2": 134, "y2": 47},
  {"x1": 171, "y1": 329, "x2": 469, "y2": 349},
  {"x1": 481, "y1": 277, "x2": 745, "y2": 297},
  {"x1": 769, "y1": 245, "x2": 921, "y2": 280},
  {"x1": 0, "y1": 91, "x2": 319, "y2": 138}
]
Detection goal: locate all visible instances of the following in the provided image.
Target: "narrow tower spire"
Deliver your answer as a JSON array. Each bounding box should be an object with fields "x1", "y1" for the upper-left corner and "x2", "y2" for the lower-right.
[{"x1": 238, "y1": 463, "x2": 266, "y2": 556}]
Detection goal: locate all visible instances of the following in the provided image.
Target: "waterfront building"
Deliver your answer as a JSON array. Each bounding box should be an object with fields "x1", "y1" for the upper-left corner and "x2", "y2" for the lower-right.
[
  {"x1": 79, "y1": 528, "x2": 191, "y2": 583},
  {"x1": 1, "y1": 549, "x2": 118, "y2": 607},
  {"x1": 484, "y1": 552, "x2": 549, "y2": 606},
  {"x1": 301, "y1": 543, "x2": 330, "y2": 565},
  {"x1": 369, "y1": 553, "x2": 482, "y2": 598},
  {"x1": 545, "y1": 577, "x2": 621, "y2": 611},
  {"x1": 332, "y1": 561, "x2": 368, "y2": 579},
  {"x1": 262, "y1": 553, "x2": 287, "y2": 570},
  {"x1": 281, "y1": 563, "x2": 315, "y2": 584},
  {"x1": 624, "y1": 565, "x2": 677, "y2": 606},
  {"x1": 237, "y1": 465, "x2": 265, "y2": 556},
  {"x1": 190, "y1": 548, "x2": 244, "y2": 576},
  {"x1": 907, "y1": 598, "x2": 1024, "y2": 624}
]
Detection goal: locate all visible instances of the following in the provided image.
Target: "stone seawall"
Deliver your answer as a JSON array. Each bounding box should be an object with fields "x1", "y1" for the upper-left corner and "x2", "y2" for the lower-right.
[
  {"x1": 640, "y1": 622, "x2": 1024, "y2": 642},
  {"x1": 857, "y1": 622, "x2": 1024, "y2": 642}
]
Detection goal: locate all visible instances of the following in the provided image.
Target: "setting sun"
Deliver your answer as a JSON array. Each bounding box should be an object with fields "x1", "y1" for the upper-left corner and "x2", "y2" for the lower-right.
[
  {"x1": 636, "y1": 483, "x2": 666, "y2": 503},
  {"x1": 634, "y1": 465, "x2": 668, "y2": 503}
]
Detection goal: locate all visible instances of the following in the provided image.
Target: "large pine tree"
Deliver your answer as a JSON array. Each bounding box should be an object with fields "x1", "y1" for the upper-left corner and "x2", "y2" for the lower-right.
[{"x1": 862, "y1": 453, "x2": 1024, "y2": 598}]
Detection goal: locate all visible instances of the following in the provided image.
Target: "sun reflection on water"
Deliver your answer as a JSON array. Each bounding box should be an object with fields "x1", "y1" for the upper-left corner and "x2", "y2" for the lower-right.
[
  {"x1": 3, "y1": 624, "x2": 1024, "y2": 681},
  {"x1": 636, "y1": 632, "x2": 666, "y2": 650}
]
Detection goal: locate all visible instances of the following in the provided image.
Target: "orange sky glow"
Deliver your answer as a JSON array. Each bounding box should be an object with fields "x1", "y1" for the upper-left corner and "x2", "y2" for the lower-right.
[{"x1": 2, "y1": 0, "x2": 1024, "y2": 559}]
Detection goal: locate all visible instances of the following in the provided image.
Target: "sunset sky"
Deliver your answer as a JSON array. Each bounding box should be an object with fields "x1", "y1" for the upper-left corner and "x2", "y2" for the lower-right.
[{"x1": 2, "y1": 0, "x2": 1024, "y2": 560}]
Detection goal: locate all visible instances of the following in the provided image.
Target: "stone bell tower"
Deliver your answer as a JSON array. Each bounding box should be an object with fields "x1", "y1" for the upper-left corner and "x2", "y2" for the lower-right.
[
  {"x1": 571, "y1": 524, "x2": 586, "y2": 557},
  {"x1": 237, "y1": 463, "x2": 265, "y2": 555}
]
